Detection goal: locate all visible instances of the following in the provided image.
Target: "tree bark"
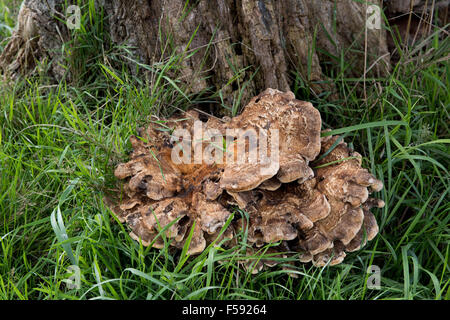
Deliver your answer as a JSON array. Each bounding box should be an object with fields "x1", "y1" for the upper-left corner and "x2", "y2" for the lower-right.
[{"x1": 1, "y1": 0, "x2": 392, "y2": 105}]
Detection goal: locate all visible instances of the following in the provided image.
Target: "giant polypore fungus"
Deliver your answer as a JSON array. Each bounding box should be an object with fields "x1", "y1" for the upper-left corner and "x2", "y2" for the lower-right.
[{"x1": 107, "y1": 88, "x2": 384, "y2": 268}]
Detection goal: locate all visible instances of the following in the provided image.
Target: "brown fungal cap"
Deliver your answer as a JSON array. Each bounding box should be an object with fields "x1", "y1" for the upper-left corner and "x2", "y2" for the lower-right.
[
  {"x1": 258, "y1": 177, "x2": 282, "y2": 191},
  {"x1": 114, "y1": 136, "x2": 182, "y2": 201},
  {"x1": 220, "y1": 88, "x2": 321, "y2": 191},
  {"x1": 193, "y1": 193, "x2": 232, "y2": 235},
  {"x1": 108, "y1": 88, "x2": 384, "y2": 271}
]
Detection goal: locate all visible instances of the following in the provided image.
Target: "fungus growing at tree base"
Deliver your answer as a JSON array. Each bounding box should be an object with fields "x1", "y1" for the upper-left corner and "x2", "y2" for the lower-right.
[{"x1": 107, "y1": 88, "x2": 384, "y2": 268}]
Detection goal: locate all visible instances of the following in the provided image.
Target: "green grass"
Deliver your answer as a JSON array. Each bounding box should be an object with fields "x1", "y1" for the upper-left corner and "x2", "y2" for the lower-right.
[{"x1": 0, "y1": 1, "x2": 449, "y2": 300}]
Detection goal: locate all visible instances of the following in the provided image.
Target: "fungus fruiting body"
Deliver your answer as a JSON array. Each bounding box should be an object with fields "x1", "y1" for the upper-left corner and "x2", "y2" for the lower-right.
[{"x1": 108, "y1": 88, "x2": 384, "y2": 268}]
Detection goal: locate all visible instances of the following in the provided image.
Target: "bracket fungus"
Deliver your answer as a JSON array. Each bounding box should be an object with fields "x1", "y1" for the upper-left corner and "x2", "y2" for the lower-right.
[{"x1": 108, "y1": 88, "x2": 384, "y2": 268}]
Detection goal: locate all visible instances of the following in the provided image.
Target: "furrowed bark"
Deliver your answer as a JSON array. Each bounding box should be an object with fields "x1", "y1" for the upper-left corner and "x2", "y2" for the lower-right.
[{"x1": 1, "y1": 0, "x2": 391, "y2": 106}]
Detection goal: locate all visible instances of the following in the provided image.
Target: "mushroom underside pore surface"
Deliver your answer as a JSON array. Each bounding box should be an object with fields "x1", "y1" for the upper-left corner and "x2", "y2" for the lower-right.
[{"x1": 107, "y1": 88, "x2": 385, "y2": 269}]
